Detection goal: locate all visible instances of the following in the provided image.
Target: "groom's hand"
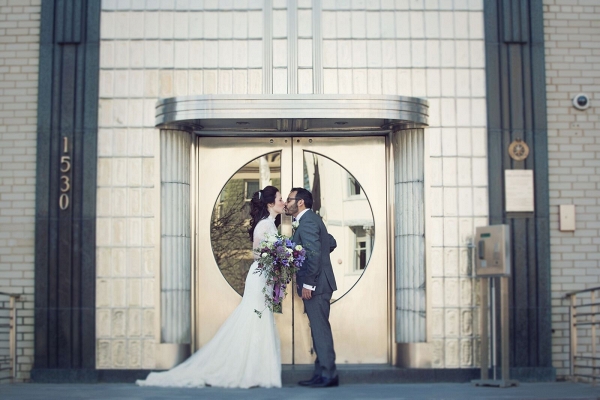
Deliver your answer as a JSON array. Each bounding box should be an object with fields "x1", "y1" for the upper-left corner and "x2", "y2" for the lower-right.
[{"x1": 301, "y1": 287, "x2": 312, "y2": 300}]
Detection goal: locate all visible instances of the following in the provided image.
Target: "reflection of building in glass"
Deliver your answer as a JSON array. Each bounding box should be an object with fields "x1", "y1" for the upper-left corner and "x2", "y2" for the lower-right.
[
  {"x1": 303, "y1": 152, "x2": 374, "y2": 299},
  {"x1": 213, "y1": 150, "x2": 374, "y2": 304},
  {"x1": 211, "y1": 153, "x2": 281, "y2": 296},
  {"x1": 348, "y1": 175, "x2": 361, "y2": 196},
  {"x1": 351, "y1": 226, "x2": 374, "y2": 271},
  {"x1": 244, "y1": 181, "x2": 259, "y2": 201}
]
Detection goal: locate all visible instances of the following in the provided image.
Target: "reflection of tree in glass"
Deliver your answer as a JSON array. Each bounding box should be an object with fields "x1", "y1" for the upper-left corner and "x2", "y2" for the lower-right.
[{"x1": 210, "y1": 180, "x2": 253, "y2": 296}]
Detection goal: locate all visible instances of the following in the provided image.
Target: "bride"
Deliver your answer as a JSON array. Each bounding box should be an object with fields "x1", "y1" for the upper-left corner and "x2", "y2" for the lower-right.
[{"x1": 137, "y1": 185, "x2": 286, "y2": 388}]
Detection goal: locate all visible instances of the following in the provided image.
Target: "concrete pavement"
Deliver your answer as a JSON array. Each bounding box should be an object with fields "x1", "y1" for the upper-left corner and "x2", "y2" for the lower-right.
[{"x1": 1, "y1": 382, "x2": 599, "y2": 400}]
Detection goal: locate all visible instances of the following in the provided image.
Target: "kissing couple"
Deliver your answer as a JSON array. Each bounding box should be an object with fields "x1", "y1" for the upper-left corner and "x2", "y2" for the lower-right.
[{"x1": 137, "y1": 186, "x2": 339, "y2": 389}]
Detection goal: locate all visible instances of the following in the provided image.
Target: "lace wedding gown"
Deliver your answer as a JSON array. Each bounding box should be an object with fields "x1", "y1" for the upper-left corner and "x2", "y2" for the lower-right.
[{"x1": 136, "y1": 217, "x2": 281, "y2": 388}]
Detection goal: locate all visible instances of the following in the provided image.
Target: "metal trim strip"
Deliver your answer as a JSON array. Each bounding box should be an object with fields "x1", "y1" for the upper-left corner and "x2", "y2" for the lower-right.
[
  {"x1": 288, "y1": 0, "x2": 298, "y2": 94},
  {"x1": 263, "y1": 0, "x2": 273, "y2": 94},
  {"x1": 312, "y1": 0, "x2": 322, "y2": 94}
]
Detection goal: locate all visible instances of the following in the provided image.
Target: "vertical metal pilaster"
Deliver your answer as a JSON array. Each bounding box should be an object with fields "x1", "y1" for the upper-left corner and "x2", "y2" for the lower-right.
[
  {"x1": 394, "y1": 129, "x2": 426, "y2": 343},
  {"x1": 160, "y1": 130, "x2": 192, "y2": 344},
  {"x1": 263, "y1": 0, "x2": 273, "y2": 94}
]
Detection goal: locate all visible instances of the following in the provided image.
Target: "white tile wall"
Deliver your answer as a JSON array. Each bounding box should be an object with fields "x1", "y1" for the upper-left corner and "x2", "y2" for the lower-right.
[
  {"x1": 98, "y1": 1, "x2": 274, "y2": 369},
  {"x1": 318, "y1": 2, "x2": 487, "y2": 368},
  {"x1": 97, "y1": 1, "x2": 487, "y2": 369},
  {"x1": 544, "y1": 0, "x2": 600, "y2": 379},
  {"x1": 0, "y1": 0, "x2": 40, "y2": 382}
]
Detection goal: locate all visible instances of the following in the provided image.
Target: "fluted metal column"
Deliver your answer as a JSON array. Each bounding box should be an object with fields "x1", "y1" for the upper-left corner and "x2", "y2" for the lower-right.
[
  {"x1": 160, "y1": 129, "x2": 191, "y2": 344},
  {"x1": 394, "y1": 129, "x2": 426, "y2": 343}
]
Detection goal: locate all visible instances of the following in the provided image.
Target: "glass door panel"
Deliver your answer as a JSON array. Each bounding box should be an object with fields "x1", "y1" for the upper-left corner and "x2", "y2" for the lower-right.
[
  {"x1": 195, "y1": 137, "x2": 293, "y2": 363},
  {"x1": 291, "y1": 137, "x2": 388, "y2": 364},
  {"x1": 195, "y1": 136, "x2": 388, "y2": 365},
  {"x1": 300, "y1": 151, "x2": 375, "y2": 303}
]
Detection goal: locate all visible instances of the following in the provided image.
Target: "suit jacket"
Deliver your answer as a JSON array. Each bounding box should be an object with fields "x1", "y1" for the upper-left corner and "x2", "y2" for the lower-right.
[{"x1": 292, "y1": 209, "x2": 337, "y2": 296}]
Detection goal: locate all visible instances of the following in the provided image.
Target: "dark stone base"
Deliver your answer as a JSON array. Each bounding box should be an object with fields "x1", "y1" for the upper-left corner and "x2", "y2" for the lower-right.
[
  {"x1": 31, "y1": 365, "x2": 556, "y2": 384},
  {"x1": 510, "y1": 367, "x2": 556, "y2": 382},
  {"x1": 32, "y1": 366, "x2": 480, "y2": 384},
  {"x1": 31, "y1": 369, "x2": 152, "y2": 383},
  {"x1": 282, "y1": 365, "x2": 480, "y2": 385}
]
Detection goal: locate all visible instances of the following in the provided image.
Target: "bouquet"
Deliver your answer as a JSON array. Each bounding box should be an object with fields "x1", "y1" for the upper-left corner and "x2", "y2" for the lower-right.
[{"x1": 254, "y1": 233, "x2": 306, "y2": 318}]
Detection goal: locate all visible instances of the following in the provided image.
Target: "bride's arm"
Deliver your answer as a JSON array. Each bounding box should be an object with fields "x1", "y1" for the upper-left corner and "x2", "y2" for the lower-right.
[{"x1": 252, "y1": 220, "x2": 269, "y2": 260}]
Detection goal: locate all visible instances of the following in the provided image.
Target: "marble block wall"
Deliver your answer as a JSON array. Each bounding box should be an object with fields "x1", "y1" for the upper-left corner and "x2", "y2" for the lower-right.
[{"x1": 96, "y1": 0, "x2": 488, "y2": 369}]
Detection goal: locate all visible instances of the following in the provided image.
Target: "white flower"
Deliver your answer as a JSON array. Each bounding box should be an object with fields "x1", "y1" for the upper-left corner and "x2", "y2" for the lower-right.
[
  {"x1": 267, "y1": 234, "x2": 277, "y2": 243},
  {"x1": 261, "y1": 252, "x2": 267, "y2": 258},
  {"x1": 292, "y1": 221, "x2": 299, "y2": 230},
  {"x1": 295, "y1": 245, "x2": 302, "y2": 251}
]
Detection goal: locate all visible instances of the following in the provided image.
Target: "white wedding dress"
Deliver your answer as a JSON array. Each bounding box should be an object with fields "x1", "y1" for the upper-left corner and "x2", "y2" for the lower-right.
[{"x1": 136, "y1": 217, "x2": 281, "y2": 388}]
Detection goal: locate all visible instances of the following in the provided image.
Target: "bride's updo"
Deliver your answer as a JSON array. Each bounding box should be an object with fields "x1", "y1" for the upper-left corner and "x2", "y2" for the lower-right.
[{"x1": 248, "y1": 185, "x2": 281, "y2": 241}]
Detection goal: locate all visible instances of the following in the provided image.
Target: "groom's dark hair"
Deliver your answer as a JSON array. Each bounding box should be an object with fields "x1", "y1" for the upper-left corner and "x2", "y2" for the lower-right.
[{"x1": 292, "y1": 187, "x2": 313, "y2": 209}]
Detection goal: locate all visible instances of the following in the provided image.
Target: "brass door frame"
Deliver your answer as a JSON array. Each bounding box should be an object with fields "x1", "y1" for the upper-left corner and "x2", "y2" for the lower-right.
[{"x1": 193, "y1": 135, "x2": 390, "y2": 364}]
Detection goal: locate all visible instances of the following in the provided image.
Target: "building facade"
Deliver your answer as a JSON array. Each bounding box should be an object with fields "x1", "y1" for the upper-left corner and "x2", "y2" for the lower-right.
[{"x1": 0, "y1": 0, "x2": 596, "y2": 383}]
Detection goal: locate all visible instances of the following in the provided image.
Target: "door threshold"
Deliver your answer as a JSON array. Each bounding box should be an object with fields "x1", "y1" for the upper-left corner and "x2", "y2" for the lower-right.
[
  {"x1": 282, "y1": 365, "x2": 479, "y2": 384},
  {"x1": 283, "y1": 364, "x2": 394, "y2": 370}
]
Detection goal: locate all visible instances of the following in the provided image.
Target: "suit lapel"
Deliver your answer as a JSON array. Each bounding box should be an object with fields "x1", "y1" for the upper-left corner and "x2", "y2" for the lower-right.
[{"x1": 292, "y1": 210, "x2": 310, "y2": 243}]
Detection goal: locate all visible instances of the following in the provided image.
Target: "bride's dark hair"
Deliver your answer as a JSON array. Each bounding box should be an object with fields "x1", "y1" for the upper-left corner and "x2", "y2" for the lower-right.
[{"x1": 248, "y1": 185, "x2": 281, "y2": 241}]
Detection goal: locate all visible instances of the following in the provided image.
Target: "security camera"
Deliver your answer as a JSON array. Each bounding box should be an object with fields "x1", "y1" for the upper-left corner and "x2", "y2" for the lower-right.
[{"x1": 573, "y1": 93, "x2": 590, "y2": 110}]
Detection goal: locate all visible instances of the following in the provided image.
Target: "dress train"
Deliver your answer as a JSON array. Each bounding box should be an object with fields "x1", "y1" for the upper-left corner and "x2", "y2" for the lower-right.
[{"x1": 136, "y1": 218, "x2": 281, "y2": 388}]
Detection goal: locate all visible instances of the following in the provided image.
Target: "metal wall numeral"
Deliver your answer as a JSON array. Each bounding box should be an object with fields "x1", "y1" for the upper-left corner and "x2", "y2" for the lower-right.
[{"x1": 59, "y1": 136, "x2": 71, "y2": 210}]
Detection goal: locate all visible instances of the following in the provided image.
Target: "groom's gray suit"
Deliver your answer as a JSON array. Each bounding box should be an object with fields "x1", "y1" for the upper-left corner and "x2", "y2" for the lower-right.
[{"x1": 292, "y1": 209, "x2": 338, "y2": 379}]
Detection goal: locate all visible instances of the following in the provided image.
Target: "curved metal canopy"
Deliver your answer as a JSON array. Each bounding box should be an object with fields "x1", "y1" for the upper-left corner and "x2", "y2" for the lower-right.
[{"x1": 156, "y1": 94, "x2": 428, "y2": 135}]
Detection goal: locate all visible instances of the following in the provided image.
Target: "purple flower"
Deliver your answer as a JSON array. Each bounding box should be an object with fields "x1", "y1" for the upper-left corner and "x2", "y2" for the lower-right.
[{"x1": 254, "y1": 233, "x2": 306, "y2": 318}]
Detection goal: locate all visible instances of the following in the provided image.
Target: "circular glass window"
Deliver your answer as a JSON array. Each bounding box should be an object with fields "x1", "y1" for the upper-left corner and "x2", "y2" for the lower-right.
[{"x1": 209, "y1": 149, "x2": 374, "y2": 303}]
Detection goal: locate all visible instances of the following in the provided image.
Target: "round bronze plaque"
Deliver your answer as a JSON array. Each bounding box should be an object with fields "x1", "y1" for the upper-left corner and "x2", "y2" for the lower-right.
[{"x1": 508, "y1": 139, "x2": 530, "y2": 161}]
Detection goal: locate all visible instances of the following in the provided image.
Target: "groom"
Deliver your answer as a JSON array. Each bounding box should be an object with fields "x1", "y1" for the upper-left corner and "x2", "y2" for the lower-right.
[{"x1": 285, "y1": 188, "x2": 339, "y2": 388}]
